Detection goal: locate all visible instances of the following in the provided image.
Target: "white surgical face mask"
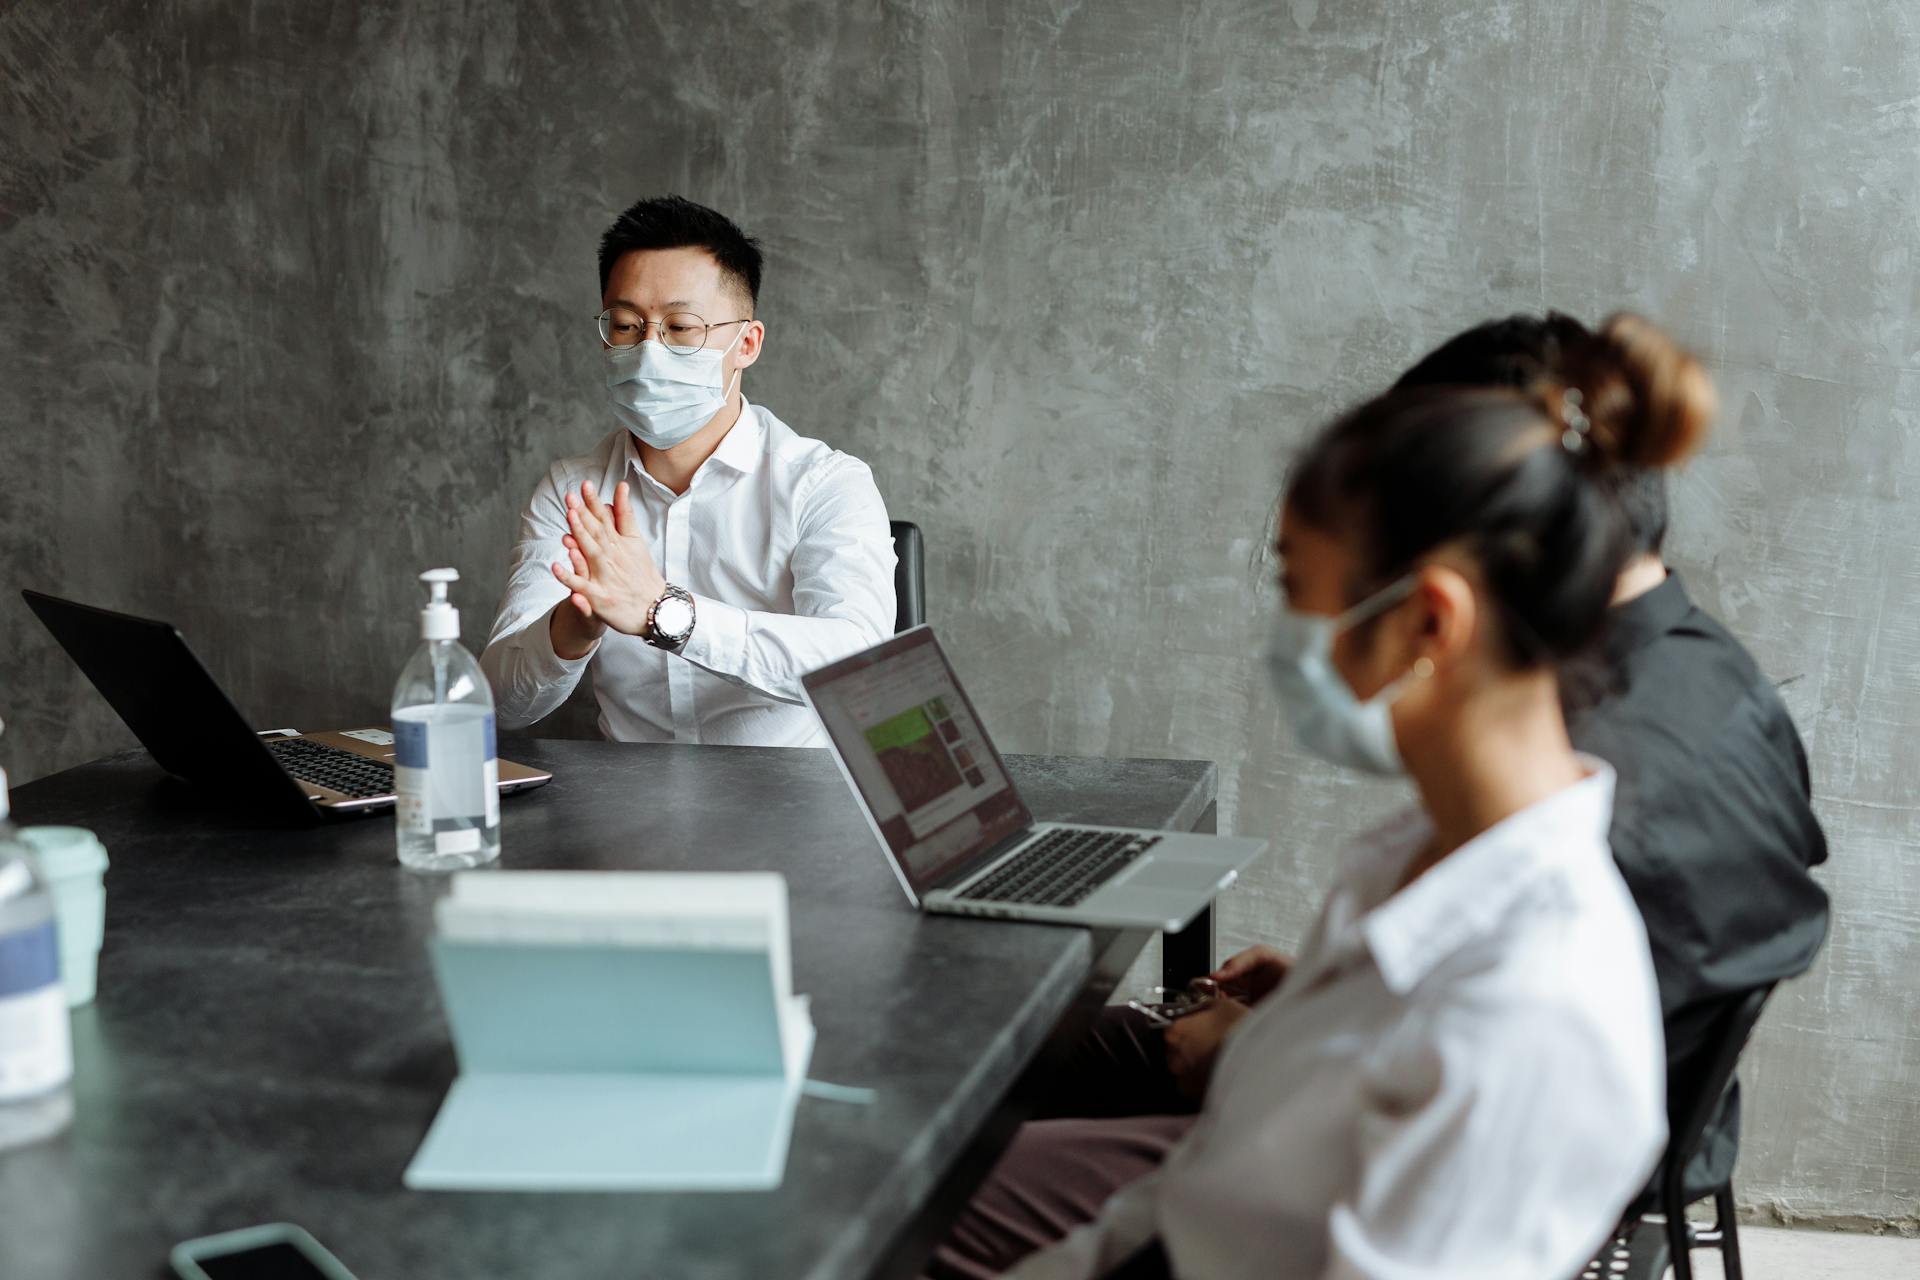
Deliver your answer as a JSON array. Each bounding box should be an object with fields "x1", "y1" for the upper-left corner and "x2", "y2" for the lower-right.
[
  {"x1": 1263, "y1": 575, "x2": 1420, "y2": 776},
  {"x1": 605, "y1": 324, "x2": 747, "y2": 449}
]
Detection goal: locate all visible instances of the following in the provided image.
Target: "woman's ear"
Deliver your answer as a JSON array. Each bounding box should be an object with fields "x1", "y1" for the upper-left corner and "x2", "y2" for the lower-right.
[{"x1": 1414, "y1": 564, "x2": 1478, "y2": 671}]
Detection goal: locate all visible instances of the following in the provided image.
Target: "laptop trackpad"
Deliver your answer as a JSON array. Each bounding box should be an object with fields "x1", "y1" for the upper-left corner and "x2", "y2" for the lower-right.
[{"x1": 1115, "y1": 858, "x2": 1208, "y2": 892}]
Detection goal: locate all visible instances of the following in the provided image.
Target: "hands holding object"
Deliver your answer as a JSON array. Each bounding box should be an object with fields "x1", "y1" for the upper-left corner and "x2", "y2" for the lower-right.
[{"x1": 1131, "y1": 943, "x2": 1295, "y2": 1100}]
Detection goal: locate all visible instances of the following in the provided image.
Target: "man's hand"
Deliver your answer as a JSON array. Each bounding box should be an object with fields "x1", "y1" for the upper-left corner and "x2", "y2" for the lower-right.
[
  {"x1": 1210, "y1": 944, "x2": 1292, "y2": 1004},
  {"x1": 549, "y1": 595, "x2": 607, "y2": 661},
  {"x1": 1165, "y1": 995, "x2": 1250, "y2": 1101},
  {"x1": 551, "y1": 480, "x2": 668, "y2": 638}
]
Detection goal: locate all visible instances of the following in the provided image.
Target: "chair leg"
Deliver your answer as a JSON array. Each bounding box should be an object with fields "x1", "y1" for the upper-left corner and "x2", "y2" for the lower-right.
[
  {"x1": 1666, "y1": 1211, "x2": 1693, "y2": 1280},
  {"x1": 1715, "y1": 1186, "x2": 1743, "y2": 1280}
]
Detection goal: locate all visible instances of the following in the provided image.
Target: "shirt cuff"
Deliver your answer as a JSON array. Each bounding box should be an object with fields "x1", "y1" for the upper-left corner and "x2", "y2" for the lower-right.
[
  {"x1": 680, "y1": 593, "x2": 752, "y2": 687},
  {"x1": 524, "y1": 603, "x2": 600, "y2": 680}
]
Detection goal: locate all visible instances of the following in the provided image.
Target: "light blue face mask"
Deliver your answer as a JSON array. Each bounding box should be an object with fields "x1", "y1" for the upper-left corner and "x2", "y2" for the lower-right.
[
  {"x1": 1263, "y1": 575, "x2": 1420, "y2": 776},
  {"x1": 605, "y1": 325, "x2": 746, "y2": 449}
]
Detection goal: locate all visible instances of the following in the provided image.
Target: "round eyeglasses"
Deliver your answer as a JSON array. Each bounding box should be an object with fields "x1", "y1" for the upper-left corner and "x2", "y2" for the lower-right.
[{"x1": 596, "y1": 308, "x2": 749, "y2": 355}]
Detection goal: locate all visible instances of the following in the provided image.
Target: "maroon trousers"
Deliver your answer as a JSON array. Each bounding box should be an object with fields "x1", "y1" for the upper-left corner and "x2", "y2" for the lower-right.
[{"x1": 924, "y1": 1007, "x2": 1200, "y2": 1279}]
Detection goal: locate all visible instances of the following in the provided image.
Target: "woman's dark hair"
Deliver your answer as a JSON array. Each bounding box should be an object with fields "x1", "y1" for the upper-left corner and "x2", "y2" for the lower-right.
[
  {"x1": 598, "y1": 195, "x2": 763, "y2": 311},
  {"x1": 1287, "y1": 313, "x2": 1715, "y2": 667},
  {"x1": 1393, "y1": 311, "x2": 1672, "y2": 556},
  {"x1": 1393, "y1": 310, "x2": 1592, "y2": 395}
]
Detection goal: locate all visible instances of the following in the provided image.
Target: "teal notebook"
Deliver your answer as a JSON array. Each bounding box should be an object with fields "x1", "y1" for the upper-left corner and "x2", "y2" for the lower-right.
[{"x1": 404, "y1": 872, "x2": 813, "y2": 1192}]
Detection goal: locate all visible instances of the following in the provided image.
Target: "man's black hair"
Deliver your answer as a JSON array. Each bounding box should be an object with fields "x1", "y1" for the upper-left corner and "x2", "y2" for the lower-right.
[
  {"x1": 598, "y1": 195, "x2": 763, "y2": 312},
  {"x1": 1394, "y1": 312, "x2": 1670, "y2": 556}
]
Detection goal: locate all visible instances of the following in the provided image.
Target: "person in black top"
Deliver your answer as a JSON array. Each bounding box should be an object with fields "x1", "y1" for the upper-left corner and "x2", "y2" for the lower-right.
[{"x1": 1393, "y1": 312, "x2": 1831, "y2": 1193}]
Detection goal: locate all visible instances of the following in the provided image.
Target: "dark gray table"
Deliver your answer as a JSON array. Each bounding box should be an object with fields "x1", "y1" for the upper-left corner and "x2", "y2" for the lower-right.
[{"x1": 0, "y1": 739, "x2": 1220, "y2": 1280}]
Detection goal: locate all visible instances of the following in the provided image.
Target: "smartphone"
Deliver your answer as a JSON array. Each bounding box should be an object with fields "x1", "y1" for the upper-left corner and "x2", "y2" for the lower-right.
[
  {"x1": 170, "y1": 1223, "x2": 359, "y2": 1280},
  {"x1": 1125, "y1": 977, "x2": 1220, "y2": 1027}
]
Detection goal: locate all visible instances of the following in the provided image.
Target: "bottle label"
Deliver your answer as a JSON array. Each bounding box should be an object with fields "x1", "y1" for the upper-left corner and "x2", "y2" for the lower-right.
[
  {"x1": 0, "y1": 920, "x2": 72, "y2": 1100},
  {"x1": 394, "y1": 717, "x2": 432, "y2": 837},
  {"x1": 482, "y1": 715, "x2": 500, "y2": 829},
  {"x1": 392, "y1": 713, "x2": 499, "y2": 840}
]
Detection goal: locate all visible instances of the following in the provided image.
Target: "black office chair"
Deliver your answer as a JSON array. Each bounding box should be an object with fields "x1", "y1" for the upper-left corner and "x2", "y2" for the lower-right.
[
  {"x1": 891, "y1": 520, "x2": 926, "y2": 632},
  {"x1": 1578, "y1": 983, "x2": 1776, "y2": 1280}
]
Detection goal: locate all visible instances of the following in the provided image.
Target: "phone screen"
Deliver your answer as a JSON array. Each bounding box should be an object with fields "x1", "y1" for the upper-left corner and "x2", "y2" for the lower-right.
[{"x1": 194, "y1": 1242, "x2": 336, "y2": 1280}]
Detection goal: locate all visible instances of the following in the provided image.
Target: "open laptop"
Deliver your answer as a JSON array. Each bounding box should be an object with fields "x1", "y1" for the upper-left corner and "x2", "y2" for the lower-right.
[
  {"x1": 23, "y1": 590, "x2": 552, "y2": 823},
  {"x1": 801, "y1": 627, "x2": 1267, "y2": 931}
]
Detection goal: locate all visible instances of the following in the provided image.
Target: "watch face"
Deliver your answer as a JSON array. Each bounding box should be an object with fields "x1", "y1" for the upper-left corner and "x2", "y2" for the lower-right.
[{"x1": 654, "y1": 596, "x2": 693, "y2": 637}]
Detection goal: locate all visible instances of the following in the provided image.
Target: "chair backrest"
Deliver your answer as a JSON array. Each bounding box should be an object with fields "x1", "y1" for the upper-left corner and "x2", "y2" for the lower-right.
[
  {"x1": 1660, "y1": 982, "x2": 1775, "y2": 1204},
  {"x1": 891, "y1": 520, "x2": 926, "y2": 633}
]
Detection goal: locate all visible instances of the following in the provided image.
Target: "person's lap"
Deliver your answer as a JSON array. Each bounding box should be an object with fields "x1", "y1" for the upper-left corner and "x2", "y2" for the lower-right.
[
  {"x1": 925, "y1": 1007, "x2": 1199, "y2": 1279},
  {"x1": 1033, "y1": 1004, "x2": 1199, "y2": 1122},
  {"x1": 924, "y1": 1111, "x2": 1196, "y2": 1279}
]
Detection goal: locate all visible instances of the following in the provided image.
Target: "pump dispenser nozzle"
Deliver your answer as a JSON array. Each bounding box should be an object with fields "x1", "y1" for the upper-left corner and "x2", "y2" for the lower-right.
[{"x1": 419, "y1": 568, "x2": 461, "y2": 641}]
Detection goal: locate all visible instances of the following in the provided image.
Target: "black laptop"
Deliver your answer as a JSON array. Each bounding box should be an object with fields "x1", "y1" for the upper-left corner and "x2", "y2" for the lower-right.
[{"x1": 23, "y1": 590, "x2": 551, "y2": 823}]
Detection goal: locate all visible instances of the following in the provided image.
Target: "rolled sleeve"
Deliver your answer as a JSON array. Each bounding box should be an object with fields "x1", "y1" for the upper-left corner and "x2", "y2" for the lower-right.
[
  {"x1": 679, "y1": 594, "x2": 752, "y2": 686},
  {"x1": 498, "y1": 600, "x2": 598, "y2": 702}
]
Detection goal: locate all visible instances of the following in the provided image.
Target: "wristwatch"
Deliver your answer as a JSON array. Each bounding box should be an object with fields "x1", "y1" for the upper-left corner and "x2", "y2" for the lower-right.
[{"x1": 645, "y1": 584, "x2": 696, "y2": 653}]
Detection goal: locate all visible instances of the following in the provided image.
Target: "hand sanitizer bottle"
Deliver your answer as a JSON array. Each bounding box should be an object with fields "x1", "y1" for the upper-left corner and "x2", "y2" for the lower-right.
[
  {"x1": 0, "y1": 718, "x2": 75, "y2": 1150},
  {"x1": 392, "y1": 570, "x2": 501, "y2": 872}
]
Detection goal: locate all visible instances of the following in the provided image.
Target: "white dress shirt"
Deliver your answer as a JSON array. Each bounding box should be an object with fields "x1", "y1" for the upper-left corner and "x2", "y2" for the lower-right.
[
  {"x1": 1012, "y1": 763, "x2": 1667, "y2": 1280},
  {"x1": 479, "y1": 401, "x2": 896, "y2": 747}
]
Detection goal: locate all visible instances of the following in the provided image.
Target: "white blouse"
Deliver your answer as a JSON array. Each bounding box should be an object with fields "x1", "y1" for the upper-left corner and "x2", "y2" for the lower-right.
[{"x1": 1012, "y1": 764, "x2": 1666, "y2": 1280}]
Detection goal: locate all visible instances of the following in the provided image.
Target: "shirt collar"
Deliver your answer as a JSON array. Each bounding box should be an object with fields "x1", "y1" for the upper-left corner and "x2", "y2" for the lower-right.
[
  {"x1": 1603, "y1": 572, "x2": 1693, "y2": 665},
  {"x1": 1361, "y1": 761, "x2": 1617, "y2": 996},
  {"x1": 708, "y1": 399, "x2": 765, "y2": 474},
  {"x1": 623, "y1": 400, "x2": 766, "y2": 496}
]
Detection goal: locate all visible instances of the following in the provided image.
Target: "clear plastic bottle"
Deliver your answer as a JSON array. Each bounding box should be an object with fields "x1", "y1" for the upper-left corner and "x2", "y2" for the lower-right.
[
  {"x1": 392, "y1": 570, "x2": 501, "y2": 872},
  {"x1": 0, "y1": 718, "x2": 75, "y2": 1150}
]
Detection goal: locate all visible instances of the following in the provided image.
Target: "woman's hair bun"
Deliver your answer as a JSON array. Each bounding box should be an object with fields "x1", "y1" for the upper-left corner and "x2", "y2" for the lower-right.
[{"x1": 1562, "y1": 312, "x2": 1717, "y2": 470}]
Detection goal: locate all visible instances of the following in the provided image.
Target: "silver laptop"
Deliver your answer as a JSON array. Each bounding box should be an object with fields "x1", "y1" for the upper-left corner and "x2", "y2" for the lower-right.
[{"x1": 801, "y1": 627, "x2": 1267, "y2": 931}]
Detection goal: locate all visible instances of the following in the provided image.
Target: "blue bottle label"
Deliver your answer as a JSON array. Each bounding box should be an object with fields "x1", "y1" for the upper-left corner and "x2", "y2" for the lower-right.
[
  {"x1": 392, "y1": 713, "x2": 497, "y2": 839},
  {"x1": 394, "y1": 718, "x2": 429, "y2": 769},
  {"x1": 0, "y1": 920, "x2": 59, "y2": 998},
  {"x1": 0, "y1": 918, "x2": 72, "y2": 1099}
]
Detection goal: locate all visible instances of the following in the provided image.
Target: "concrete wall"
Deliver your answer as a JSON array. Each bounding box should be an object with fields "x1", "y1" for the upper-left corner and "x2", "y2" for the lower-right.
[{"x1": 3, "y1": 0, "x2": 1915, "y2": 1227}]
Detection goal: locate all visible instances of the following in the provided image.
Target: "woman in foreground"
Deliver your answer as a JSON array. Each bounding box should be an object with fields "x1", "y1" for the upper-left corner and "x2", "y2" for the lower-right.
[{"x1": 938, "y1": 313, "x2": 1715, "y2": 1280}]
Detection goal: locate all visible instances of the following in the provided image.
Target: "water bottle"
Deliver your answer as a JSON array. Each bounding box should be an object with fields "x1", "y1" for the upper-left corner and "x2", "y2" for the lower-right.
[
  {"x1": 392, "y1": 569, "x2": 501, "y2": 872},
  {"x1": 0, "y1": 718, "x2": 75, "y2": 1150}
]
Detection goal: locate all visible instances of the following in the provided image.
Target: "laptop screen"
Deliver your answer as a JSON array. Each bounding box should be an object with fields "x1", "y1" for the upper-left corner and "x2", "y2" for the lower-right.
[{"x1": 803, "y1": 628, "x2": 1031, "y2": 895}]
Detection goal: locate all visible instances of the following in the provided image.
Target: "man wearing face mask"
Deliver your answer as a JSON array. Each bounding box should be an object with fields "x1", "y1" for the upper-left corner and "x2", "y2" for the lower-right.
[{"x1": 479, "y1": 195, "x2": 897, "y2": 747}]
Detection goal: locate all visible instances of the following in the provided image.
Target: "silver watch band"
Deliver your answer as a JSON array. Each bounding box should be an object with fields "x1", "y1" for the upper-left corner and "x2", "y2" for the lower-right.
[{"x1": 644, "y1": 584, "x2": 696, "y2": 653}]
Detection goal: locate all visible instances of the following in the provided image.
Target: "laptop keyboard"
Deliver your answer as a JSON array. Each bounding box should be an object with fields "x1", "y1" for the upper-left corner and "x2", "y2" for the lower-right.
[
  {"x1": 266, "y1": 738, "x2": 395, "y2": 800},
  {"x1": 958, "y1": 829, "x2": 1162, "y2": 908}
]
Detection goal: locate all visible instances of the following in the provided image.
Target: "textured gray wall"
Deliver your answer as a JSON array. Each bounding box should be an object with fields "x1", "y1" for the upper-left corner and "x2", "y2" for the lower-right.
[{"x1": 4, "y1": 0, "x2": 1916, "y2": 1227}]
